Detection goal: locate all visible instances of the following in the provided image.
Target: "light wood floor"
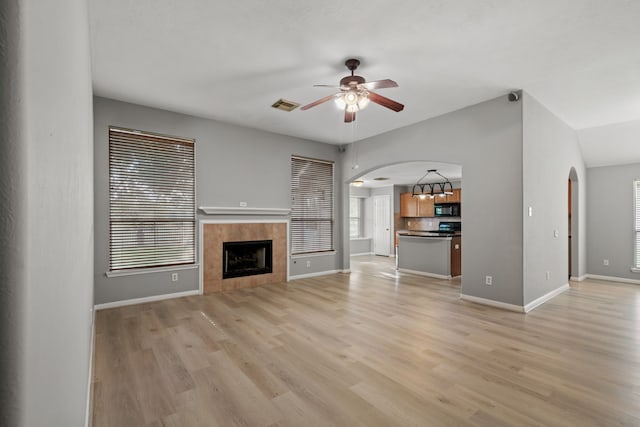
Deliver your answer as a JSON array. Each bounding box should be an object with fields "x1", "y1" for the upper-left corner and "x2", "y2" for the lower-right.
[{"x1": 92, "y1": 256, "x2": 640, "y2": 426}]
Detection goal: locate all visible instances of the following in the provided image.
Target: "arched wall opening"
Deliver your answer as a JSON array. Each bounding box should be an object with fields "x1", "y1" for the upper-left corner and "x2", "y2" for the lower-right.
[
  {"x1": 568, "y1": 167, "x2": 580, "y2": 278},
  {"x1": 345, "y1": 161, "x2": 463, "y2": 265},
  {"x1": 339, "y1": 94, "x2": 524, "y2": 307}
]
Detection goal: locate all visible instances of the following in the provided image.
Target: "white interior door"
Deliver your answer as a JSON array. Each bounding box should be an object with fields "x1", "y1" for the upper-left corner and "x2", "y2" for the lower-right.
[{"x1": 373, "y1": 195, "x2": 391, "y2": 256}]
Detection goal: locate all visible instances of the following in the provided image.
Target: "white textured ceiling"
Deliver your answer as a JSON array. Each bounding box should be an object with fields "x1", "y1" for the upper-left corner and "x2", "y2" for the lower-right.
[
  {"x1": 352, "y1": 161, "x2": 462, "y2": 189},
  {"x1": 89, "y1": 0, "x2": 640, "y2": 166}
]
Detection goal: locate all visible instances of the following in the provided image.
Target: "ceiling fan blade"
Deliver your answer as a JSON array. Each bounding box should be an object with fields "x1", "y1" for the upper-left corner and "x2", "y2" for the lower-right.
[
  {"x1": 368, "y1": 91, "x2": 404, "y2": 112},
  {"x1": 360, "y1": 79, "x2": 398, "y2": 90},
  {"x1": 301, "y1": 93, "x2": 338, "y2": 110},
  {"x1": 345, "y1": 110, "x2": 356, "y2": 123}
]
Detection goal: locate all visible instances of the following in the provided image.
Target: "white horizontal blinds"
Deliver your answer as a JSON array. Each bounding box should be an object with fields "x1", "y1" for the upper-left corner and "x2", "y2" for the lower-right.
[
  {"x1": 109, "y1": 127, "x2": 195, "y2": 271},
  {"x1": 291, "y1": 156, "x2": 334, "y2": 255},
  {"x1": 350, "y1": 197, "x2": 362, "y2": 238},
  {"x1": 635, "y1": 180, "x2": 640, "y2": 268}
]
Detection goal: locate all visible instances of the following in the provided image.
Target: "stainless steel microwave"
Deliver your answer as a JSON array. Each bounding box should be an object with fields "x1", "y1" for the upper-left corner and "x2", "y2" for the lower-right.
[{"x1": 434, "y1": 202, "x2": 460, "y2": 217}]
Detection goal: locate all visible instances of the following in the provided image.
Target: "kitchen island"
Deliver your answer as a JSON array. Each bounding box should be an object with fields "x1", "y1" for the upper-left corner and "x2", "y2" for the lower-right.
[{"x1": 397, "y1": 231, "x2": 461, "y2": 279}]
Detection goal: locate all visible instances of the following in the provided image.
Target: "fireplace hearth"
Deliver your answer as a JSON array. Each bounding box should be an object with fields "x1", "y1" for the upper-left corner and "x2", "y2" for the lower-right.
[{"x1": 223, "y1": 240, "x2": 273, "y2": 279}]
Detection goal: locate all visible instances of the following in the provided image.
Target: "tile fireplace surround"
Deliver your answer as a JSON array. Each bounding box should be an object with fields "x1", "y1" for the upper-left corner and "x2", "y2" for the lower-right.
[{"x1": 200, "y1": 220, "x2": 288, "y2": 294}]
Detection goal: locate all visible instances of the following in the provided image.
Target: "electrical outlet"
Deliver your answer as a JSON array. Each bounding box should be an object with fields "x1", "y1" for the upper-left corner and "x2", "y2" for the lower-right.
[
  {"x1": 485, "y1": 275, "x2": 493, "y2": 285},
  {"x1": 239, "y1": 201, "x2": 247, "y2": 207},
  {"x1": 306, "y1": 261, "x2": 311, "y2": 268},
  {"x1": 171, "y1": 273, "x2": 178, "y2": 282},
  {"x1": 546, "y1": 271, "x2": 550, "y2": 280},
  {"x1": 603, "y1": 259, "x2": 609, "y2": 266}
]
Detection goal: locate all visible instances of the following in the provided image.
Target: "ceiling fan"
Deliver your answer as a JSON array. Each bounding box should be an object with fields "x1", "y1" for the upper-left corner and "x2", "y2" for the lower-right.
[{"x1": 301, "y1": 58, "x2": 404, "y2": 123}]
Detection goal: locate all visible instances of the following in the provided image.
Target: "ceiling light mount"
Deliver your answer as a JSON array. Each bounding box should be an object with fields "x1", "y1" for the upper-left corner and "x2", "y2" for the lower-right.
[{"x1": 345, "y1": 58, "x2": 361, "y2": 73}]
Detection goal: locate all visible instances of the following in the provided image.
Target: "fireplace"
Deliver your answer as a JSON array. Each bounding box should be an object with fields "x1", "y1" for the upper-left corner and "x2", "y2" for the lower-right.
[
  {"x1": 202, "y1": 221, "x2": 286, "y2": 293},
  {"x1": 223, "y1": 240, "x2": 273, "y2": 279}
]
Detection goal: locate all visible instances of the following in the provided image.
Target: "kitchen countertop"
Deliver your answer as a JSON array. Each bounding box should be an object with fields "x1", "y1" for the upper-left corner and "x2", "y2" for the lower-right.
[{"x1": 397, "y1": 231, "x2": 461, "y2": 238}]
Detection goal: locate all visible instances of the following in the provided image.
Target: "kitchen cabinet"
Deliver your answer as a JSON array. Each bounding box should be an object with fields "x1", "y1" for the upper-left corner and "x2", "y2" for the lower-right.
[
  {"x1": 400, "y1": 193, "x2": 434, "y2": 217},
  {"x1": 400, "y1": 192, "x2": 418, "y2": 217},
  {"x1": 397, "y1": 234, "x2": 461, "y2": 279},
  {"x1": 418, "y1": 196, "x2": 434, "y2": 217},
  {"x1": 450, "y1": 236, "x2": 461, "y2": 277},
  {"x1": 400, "y1": 189, "x2": 461, "y2": 217},
  {"x1": 446, "y1": 188, "x2": 462, "y2": 203}
]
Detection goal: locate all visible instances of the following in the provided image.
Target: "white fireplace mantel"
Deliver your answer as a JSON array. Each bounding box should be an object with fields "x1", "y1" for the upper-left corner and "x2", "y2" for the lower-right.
[{"x1": 198, "y1": 206, "x2": 291, "y2": 216}]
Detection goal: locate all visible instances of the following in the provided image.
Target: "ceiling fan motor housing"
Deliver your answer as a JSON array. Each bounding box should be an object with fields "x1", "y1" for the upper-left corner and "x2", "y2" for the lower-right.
[{"x1": 340, "y1": 75, "x2": 366, "y2": 87}]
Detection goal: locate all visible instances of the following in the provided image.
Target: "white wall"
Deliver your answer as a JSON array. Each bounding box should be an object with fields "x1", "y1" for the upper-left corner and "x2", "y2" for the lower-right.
[
  {"x1": 522, "y1": 92, "x2": 587, "y2": 304},
  {"x1": 341, "y1": 95, "x2": 524, "y2": 306},
  {"x1": 1, "y1": 0, "x2": 95, "y2": 425},
  {"x1": 587, "y1": 163, "x2": 640, "y2": 280}
]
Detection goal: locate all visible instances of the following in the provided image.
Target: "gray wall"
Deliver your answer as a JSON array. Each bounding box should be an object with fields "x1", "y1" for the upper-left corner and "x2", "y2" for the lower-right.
[
  {"x1": 342, "y1": 95, "x2": 524, "y2": 306},
  {"x1": 1, "y1": 0, "x2": 94, "y2": 425},
  {"x1": 522, "y1": 92, "x2": 587, "y2": 304},
  {"x1": 350, "y1": 239, "x2": 372, "y2": 255},
  {"x1": 587, "y1": 163, "x2": 640, "y2": 279},
  {"x1": 94, "y1": 97, "x2": 343, "y2": 304}
]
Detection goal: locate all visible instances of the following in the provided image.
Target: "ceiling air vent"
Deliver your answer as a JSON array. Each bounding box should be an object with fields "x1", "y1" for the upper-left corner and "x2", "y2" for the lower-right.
[{"x1": 271, "y1": 98, "x2": 300, "y2": 112}]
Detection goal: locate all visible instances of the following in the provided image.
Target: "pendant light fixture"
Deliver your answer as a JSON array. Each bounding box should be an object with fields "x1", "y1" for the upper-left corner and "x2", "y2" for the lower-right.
[{"x1": 411, "y1": 169, "x2": 454, "y2": 199}]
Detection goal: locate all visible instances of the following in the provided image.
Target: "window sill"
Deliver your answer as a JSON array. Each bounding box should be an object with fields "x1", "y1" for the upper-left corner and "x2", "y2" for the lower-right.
[
  {"x1": 350, "y1": 237, "x2": 371, "y2": 241},
  {"x1": 291, "y1": 251, "x2": 336, "y2": 259},
  {"x1": 631, "y1": 267, "x2": 640, "y2": 273},
  {"x1": 106, "y1": 264, "x2": 199, "y2": 278}
]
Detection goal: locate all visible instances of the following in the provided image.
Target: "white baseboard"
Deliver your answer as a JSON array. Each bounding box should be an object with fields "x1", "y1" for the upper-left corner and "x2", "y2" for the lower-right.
[
  {"x1": 94, "y1": 289, "x2": 200, "y2": 310},
  {"x1": 460, "y1": 294, "x2": 524, "y2": 312},
  {"x1": 397, "y1": 268, "x2": 450, "y2": 280},
  {"x1": 524, "y1": 284, "x2": 570, "y2": 313},
  {"x1": 350, "y1": 252, "x2": 373, "y2": 257},
  {"x1": 342, "y1": 269, "x2": 351, "y2": 274},
  {"x1": 570, "y1": 275, "x2": 587, "y2": 282},
  {"x1": 289, "y1": 269, "x2": 343, "y2": 280},
  {"x1": 585, "y1": 274, "x2": 640, "y2": 285},
  {"x1": 85, "y1": 307, "x2": 96, "y2": 427}
]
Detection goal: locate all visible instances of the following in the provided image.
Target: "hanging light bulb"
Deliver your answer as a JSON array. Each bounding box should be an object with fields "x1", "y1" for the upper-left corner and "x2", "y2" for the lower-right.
[{"x1": 335, "y1": 90, "x2": 370, "y2": 113}]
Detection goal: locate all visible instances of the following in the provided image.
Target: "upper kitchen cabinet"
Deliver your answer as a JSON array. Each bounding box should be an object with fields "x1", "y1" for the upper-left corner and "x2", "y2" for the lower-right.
[
  {"x1": 446, "y1": 189, "x2": 462, "y2": 203},
  {"x1": 401, "y1": 189, "x2": 462, "y2": 217},
  {"x1": 400, "y1": 192, "x2": 419, "y2": 217},
  {"x1": 400, "y1": 192, "x2": 435, "y2": 217},
  {"x1": 418, "y1": 196, "x2": 434, "y2": 217}
]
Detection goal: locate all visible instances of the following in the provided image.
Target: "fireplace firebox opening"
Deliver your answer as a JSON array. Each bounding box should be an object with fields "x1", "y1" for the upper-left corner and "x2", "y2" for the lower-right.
[{"x1": 223, "y1": 240, "x2": 273, "y2": 279}]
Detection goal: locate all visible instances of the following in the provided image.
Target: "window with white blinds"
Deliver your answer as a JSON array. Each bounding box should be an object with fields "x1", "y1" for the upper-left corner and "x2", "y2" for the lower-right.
[
  {"x1": 290, "y1": 156, "x2": 334, "y2": 255},
  {"x1": 109, "y1": 127, "x2": 195, "y2": 271},
  {"x1": 635, "y1": 180, "x2": 640, "y2": 268},
  {"x1": 350, "y1": 197, "x2": 363, "y2": 238}
]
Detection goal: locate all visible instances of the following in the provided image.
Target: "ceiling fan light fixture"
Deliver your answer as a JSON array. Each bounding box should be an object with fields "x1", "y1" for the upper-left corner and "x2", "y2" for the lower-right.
[
  {"x1": 352, "y1": 180, "x2": 364, "y2": 187},
  {"x1": 336, "y1": 90, "x2": 369, "y2": 113},
  {"x1": 357, "y1": 93, "x2": 370, "y2": 110}
]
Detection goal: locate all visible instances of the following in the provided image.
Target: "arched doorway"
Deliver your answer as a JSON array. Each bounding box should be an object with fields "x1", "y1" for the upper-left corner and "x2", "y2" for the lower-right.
[
  {"x1": 568, "y1": 167, "x2": 579, "y2": 279},
  {"x1": 347, "y1": 160, "x2": 462, "y2": 274}
]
